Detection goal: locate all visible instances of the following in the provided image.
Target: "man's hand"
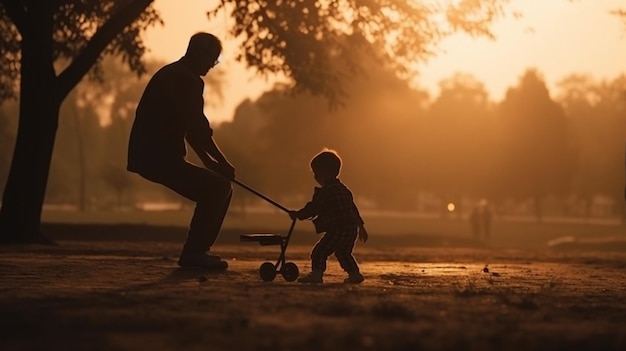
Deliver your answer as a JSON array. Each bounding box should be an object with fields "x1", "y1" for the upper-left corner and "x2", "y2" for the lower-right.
[
  {"x1": 205, "y1": 160, "x2": 235, "y2": 180},
  {"x1": 358, "y1": 225, "x2": 369, "y2": 243},
  {"x1": 217, "y1": 162, "x2": 235, "y2": 181}
]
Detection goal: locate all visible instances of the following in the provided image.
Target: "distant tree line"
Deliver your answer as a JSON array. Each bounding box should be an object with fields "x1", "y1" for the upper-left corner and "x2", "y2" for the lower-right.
[
  {"x1": 218, "y1": 67, "x2": 625, "y2": 221},
  {"x1": 0, "y1": 58, "x2": 624, "y2": 220}
]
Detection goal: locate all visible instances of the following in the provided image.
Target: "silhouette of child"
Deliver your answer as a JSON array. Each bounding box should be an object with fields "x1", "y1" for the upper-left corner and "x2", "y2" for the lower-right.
[{"x1": 289, "y1": 149, "x2": 368, "y2": 284}]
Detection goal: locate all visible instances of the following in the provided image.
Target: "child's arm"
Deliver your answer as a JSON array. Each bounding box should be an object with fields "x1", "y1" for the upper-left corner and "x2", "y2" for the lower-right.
[
  {"x1": 353, "y1": 203, "x2": 368, "y2": 242},
  {"x1": 291, "y1": 188, "x2": 324, "y2": 220},
  {"x1": 358, "y1": 223, "x2": 369, "y2": 243}
]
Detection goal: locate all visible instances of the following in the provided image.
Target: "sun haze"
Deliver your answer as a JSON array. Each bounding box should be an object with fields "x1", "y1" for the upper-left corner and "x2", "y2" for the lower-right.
[
  {"x1": 416, "y1": 0, "x2": 626, "y2": 100},
  {"x1": 142, "y1": 0, "x2": 626, "y2": 123}
]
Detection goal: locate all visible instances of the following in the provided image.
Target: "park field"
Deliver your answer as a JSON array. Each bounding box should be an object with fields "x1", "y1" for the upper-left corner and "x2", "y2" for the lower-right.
[
  {"x1": 41, "y1": 207, "x2": 626, "y2": 251},
  {"x1": 0, "y1": 208, "x2": 624, "y2": 350}
]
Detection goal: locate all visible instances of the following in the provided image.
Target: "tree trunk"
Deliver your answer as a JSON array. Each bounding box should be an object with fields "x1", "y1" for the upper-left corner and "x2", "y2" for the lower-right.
[
  {"x1": 71, "y1": 101, "x2": 87, "y2": 212},
  {"x1": 0, "y1": 0, "x2": 154, "y2": 244},
  {"x1": 0, "y1": 3, "x2": 59, "y2": 244}
]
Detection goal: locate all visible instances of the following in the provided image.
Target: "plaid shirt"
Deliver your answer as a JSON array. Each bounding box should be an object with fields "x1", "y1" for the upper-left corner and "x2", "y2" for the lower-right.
[{"x1": 295, "y1": 179, "x2": 364, "y2": 233}]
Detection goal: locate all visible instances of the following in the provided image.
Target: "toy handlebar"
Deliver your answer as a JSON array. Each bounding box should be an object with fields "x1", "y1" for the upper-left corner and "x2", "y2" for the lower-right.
[
  {"x1": 232, "y1": 179, "x2": 290, "y2": 214},
  {"x1": 204, "y1": 160, "x2": 290, "y2": 213}
]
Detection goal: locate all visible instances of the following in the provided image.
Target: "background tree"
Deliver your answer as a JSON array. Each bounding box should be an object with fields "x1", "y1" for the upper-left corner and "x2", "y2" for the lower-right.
[
  {"x1": 215, "y1": 99, "x2": 271, "y2": 213},
  {"x1": 585, "y1": 76, "x2": 626, "y2": 210},
  {"x1": 497, "y1": 69, "x2": 575, "y2": 221},
  {"x1": 425, "y1": 73, "x2": 496, "y2": 211},
  {"x1": 556, "y1": 74, "x2": 604, "y2": 216},
  {"x1": 558, "y1": 74, "x2": 626, "y2": 216},
  {"x1": 96, "y1": 58, "x2": 161, "y2": 210}
]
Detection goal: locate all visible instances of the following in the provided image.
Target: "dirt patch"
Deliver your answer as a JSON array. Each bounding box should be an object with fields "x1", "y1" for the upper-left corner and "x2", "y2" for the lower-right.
[{"x1": 1, "y1": 229, "x2": 625, "y2": 350}]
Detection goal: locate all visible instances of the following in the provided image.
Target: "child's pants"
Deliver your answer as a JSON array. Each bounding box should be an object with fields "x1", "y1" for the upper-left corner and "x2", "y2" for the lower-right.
[{"x1": 310, "y1": 228, "x2": 360, "y2": 274}]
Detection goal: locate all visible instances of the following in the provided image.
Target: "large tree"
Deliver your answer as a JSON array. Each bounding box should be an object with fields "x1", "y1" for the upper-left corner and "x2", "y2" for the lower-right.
[
  {"x1": 0, "y1": 0, "x2": 510, "y2": 244},
  {"x1": 0, "y1": 0, "x2": 160, "y2": 243}
]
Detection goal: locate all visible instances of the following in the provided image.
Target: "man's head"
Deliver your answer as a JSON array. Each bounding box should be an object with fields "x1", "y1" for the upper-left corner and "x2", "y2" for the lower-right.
[
  {"x1": 310, "y1": 149, "x2": 342, "y2": 185},
  {"x1": 185, "y1": 32, "x2": 222, "y2": 76}
]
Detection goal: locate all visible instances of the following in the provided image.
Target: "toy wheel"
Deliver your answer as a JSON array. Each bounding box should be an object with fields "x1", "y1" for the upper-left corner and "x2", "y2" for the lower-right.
[
  {"x1": 259, "y1": 262, "x2": 277, "y2": 282},
  {"x1": 281, "y1": 262, "x2": 299, "y2": 282}
]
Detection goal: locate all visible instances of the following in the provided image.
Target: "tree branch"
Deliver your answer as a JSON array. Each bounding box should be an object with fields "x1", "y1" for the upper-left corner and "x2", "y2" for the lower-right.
[
  {"x1": 56, "y1": 0, "x2": 154, "y2": 101},
  {"x1": 1, "y1": 0, "x2": 27, "y2": 34}
]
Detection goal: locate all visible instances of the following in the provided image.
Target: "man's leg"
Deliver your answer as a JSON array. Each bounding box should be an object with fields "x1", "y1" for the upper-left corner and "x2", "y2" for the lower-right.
[
  {"x1": 184, "y1": 182, "x2": 232, "y2": 254},
  {"x1": 140, "y1": 162, "x2": 232, "y2": 261}
]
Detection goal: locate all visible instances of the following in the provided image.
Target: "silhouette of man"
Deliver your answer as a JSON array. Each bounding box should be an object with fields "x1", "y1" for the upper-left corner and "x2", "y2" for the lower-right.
[{"x1": 127, "y1": 32, "x2": 234, "y2": 270}]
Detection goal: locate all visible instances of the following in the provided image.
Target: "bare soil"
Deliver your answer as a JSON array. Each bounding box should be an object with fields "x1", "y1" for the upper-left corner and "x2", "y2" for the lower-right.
[{"x1": 1, "y1": 225, "x2": 625, "y2": 351}]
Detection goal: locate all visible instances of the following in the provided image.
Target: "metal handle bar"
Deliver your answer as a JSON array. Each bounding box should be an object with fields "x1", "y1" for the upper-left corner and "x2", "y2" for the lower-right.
[{"x1": 232, "y1": 179, "x2": 290, "y2": 213}]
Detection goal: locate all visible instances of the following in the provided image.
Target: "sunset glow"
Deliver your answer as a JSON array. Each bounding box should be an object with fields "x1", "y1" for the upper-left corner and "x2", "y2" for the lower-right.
[{"x1": 142, "y1": 0, "x2": 626, "y2": 124}]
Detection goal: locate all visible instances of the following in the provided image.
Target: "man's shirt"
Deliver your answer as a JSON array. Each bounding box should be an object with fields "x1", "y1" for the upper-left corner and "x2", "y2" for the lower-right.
[{"x1": 127, "y1": 59, "x2": 213, "y2": 173}]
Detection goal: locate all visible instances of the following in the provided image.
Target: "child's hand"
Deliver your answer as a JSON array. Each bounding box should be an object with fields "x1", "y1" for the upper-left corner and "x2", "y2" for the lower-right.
[
  {"x1": 358, "y1": 225, "x2": 369, "y2": 243},
  {"x1": 288, "y1": 210, "x2": 298, "y2": 220}
]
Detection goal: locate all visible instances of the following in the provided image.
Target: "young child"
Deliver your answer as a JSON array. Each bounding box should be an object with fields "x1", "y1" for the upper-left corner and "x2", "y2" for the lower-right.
[{"x1": 289, "y1": 148, "x2": 369, "y2": 284}]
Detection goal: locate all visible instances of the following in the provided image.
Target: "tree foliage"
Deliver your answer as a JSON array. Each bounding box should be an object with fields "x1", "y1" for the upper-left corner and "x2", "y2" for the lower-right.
[
  {"x1": 612, "y1": 8, "x2": 626, "y2": 31},
  {"x1": 426, "y1": 73, "x2": 496, "y2": 201},
  {"x1": 496, "y1": 69, "x2": 576, "y2": 219},
  {"x1": 0, "y1": 0, "x2": 162, "y2": 103},
  {"x1": 561, "y1": 74, "x2": 626, "y2": 202},
  {"x1": 210, "y1": 0, "x2": 510, "y2": 107}
]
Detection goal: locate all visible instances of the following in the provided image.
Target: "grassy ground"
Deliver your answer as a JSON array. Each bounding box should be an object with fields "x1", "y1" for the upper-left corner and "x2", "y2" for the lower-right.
[
  {"x1": 41, "y1": 208, "x2": 626, "y2": 250},
  {"x1": 0, "y1": 210, "x2": 624, "y2": 350}
]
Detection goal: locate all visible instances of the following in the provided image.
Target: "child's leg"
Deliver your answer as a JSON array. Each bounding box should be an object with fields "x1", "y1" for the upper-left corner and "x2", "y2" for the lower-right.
[
  {"x1": 333, "y1": 230, "x2": 360, "y2": 274},
  {"x1": 298, "y1": 235, "x2": 336, "y2": 283},
  {"x1": 309, "y1": 234, "x2": 337, "y2": 273}
]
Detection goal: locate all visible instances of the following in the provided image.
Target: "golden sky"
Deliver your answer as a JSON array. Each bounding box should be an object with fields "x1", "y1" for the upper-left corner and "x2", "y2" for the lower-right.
[{"x1": 142, "y1": 0, "x2": 626, "y2": 124}]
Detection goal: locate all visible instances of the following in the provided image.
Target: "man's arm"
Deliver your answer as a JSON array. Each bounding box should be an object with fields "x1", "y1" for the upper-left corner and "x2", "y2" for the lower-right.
[
  {"x1": 170, "y1": 68, "x2": 235, "y2": 179},
  {"x1": 188, "y1": 133, "x2": 235, "y2": 180}
]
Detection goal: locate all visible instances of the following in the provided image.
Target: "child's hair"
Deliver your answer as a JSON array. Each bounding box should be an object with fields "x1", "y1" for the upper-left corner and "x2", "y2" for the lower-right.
[{"x1": 310, "y1": 148, "x2": 342, "y2": 177}]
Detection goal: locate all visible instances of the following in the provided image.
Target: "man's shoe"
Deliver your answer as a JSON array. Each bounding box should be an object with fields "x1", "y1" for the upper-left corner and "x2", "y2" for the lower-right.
[
  {"x1": 343, "y1": 273, "x2": 364, "y2": 284},
  {"x1": 297, "y1": 272, "x2": 323, "y2": 284},
  {"x1": 178, "y1": 253, "x2": 228, "y2": 270}
]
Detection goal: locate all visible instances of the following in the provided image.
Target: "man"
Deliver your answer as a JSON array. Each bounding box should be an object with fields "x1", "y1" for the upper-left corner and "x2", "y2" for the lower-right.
[{"x1": 128, "y1": 32, "x2": 234, "y2": 270}]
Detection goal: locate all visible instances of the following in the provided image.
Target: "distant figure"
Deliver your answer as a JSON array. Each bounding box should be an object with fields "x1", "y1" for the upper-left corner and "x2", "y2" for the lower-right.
[
  {"x1": 289, "y1": 149, "x2": 369, "y2": 284},
  {"x1": 127, "y1": 32, "x2": 234, "y2": 270},
  {"x1": 470, "y1": 199, "x2": 493, "y2": 240}
]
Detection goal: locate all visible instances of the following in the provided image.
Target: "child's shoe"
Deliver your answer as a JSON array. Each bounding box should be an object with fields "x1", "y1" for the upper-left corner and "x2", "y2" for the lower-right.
[
  {"x1": 297, "y1": 271, "x2": 323, "y2": 284},
  {"x1": 343, "y1": 272, "x2": 364, "y2": 284}
]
